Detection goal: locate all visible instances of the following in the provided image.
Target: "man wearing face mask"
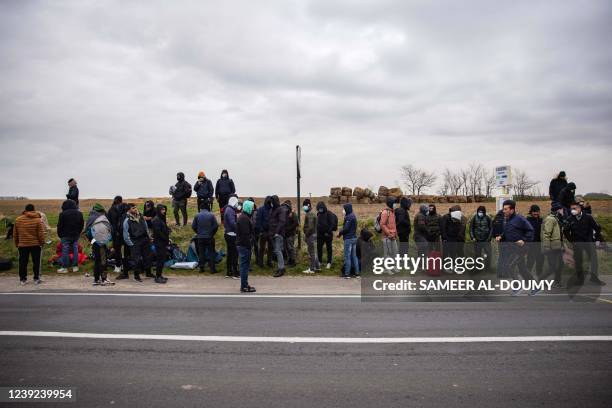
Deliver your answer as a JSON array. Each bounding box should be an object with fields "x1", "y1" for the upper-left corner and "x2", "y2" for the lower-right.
[
  {"x1": 269, "y1": 195, "x2": 289, "y2": 277},
  {"x1": 223, "y1": 196, "x2": 240, "y2": 279},
  {"x1": 171, "y1": 172, "x2": 192, "y2": 227},
  {"x1": 121, "y1": 203, "x2": 152, "y2": 282},
  {"x1": 215, "y1": 169, "x2": 236, "y2": 212},
  {"x1": 338, "y1": 203, "x2": 359, "y2": 279},
  {"x1": 469, "y1": 205, "x2": 492, "y2": 271},
  {"x1": 541, "y1": 202, "x2": 565, "y2": 288},
  {"x1": 151, "y1": 204, "x2": 170, "y2": 283},
  {"x1": 194, "y1": 171, "x2": 214, "y2": 212},
  {"x1": 566, "y1": 202, "x2": 605, "y2": 286},
  {"x1": 302, "y1": 199, "x2": 320, "y2": 274}
]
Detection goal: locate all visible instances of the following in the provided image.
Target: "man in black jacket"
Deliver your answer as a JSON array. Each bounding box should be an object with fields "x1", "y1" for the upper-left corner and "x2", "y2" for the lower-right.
[
  {"x1": 194, "y1": 171, "x2": 214, "y2": 212},
  {"x1": 548, "y1": 171, "x2": 567, "y2": 203},
  {"x1": 215, "y1": 169, "x2": 236, "y2": 211},
  {"x1": 284, "y1": 200, "x2": 298, "y2": 267},
  {"x1": 269, "y1": 195, "x2": 288, "y2": 277},
  {"x1": 316, "y1": 201, "x2": 336, "y2": 269},
  {"x1": 395, "y1": 197, "x2": 412, "y2": 256},
  {"x1": 151, "y1": 204, "x2": 170, "y2": 284},
  {"x1": 66, "y1": 178, "x2": 79, "y2": 208},
  {"x1": 558, "y1": 182, "x2": 576, "y2": 215},
  {"x1": 107, "y1": 196, "x2": 129, "y2": 274},
  {"x1": 121, "y1": 203, "x2": 152, "y2": 282},
  {"x1": 171, "y1": 172, "x2": 192, "y2": 227},
  {"x1": 236, "y1": 200, "x2": 256, "y2": 292},
  {"x1": 566, "y1": 203, "x2": 605, "y2": 286},
  {"x1": 57, "y1": 199, "x2": 84, "y2": 273},
  {"x1": 526, "y1": 205, "x2": 544, "y2": 277}
]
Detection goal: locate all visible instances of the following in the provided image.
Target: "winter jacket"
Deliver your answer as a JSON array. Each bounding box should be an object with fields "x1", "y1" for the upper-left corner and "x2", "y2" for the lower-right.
[
  {"x1": 339, "y1": 203, "x2": 357, "y2": 240},
  {"x1": 269, "y1": 196, "x2": 289, "y2": 237},
  {"x1": 470, "y1": 214, "x2": 492, "y2": 242},
  {"x1": 440, "y1": 213, "x2": 466, "y2": 242},
  {"x1": 285, "y1": 208, "x2": 299, "y2": 237},
  {"x1": 413, "y1": 205, "x2": 429, "y2": 242},
  {"x1": 66, "y1": 186, "x2": 79, "y2": 206},
  {"x1": 194, "y1": 178, "x2": 214, "y2": 199},
  {"x1": 192, "y1": 208, "x2": 219, "y2": 239},
  {"x1": 542, "y1": 213, "x2": 563, "y2": 251},
  {"x1": 107, "y1": 203, "x2": 127, "y2": 239},
  {"x1": 558, "y1": 183, "x2": 576, "y2": 208},
  {"x1": 86, "y1": 211, "x2": 112, "y2": 244},
  {"x1": 57, "y1": 200, "x2": 84, "y2": 239},
  {"x1": 13, "y1": 211, "x2": 45, "y2": 248},
  {"x1": 255, "y1": 196, "x2": 272, "y2": 234},
  {"x1": 566, "y1": 213, "x2": 601, "y2": 243},
  {"x1": 357, "y1": 228, "x2": 375, "y2": 264},
  {"x1": 172, "y1": 173, "x2": 192, "y2": 201},
  {"x1": 152, "y1": 204, "x2": 171, "y2": 244},
  {"x1": 425, "y1": 206, "x2": 441, "y2": 242},
  {"x1": 395, "y1": 197, "x2": 412, "y2": 239},
  {"x1": 122, "y1": 214, "x2": 149, "y2": 247},
  {"x1": 215, "y1": 170, "x2": 236, "y2": 198},
  {"x1": 380, "y1": 208, "x2": 397, "y2": 239},
  {"x1": 526, "y1": 215, "x2": 543, "y2": 243},
  {"x1": 549, "y1": 178, "x2": 567, "y2": 202},
  {"x1": 500, "y1": 213, "x2": 534, "y2": 243},
  {"x1": 236, "y1": 212, "x2": 254, "y2": 248},
  {"x1": 316, "y1": 202, "x2": 335, "y2": 238},
  {"x1": 223, "y1": 206, "x2": 238, "y2": 235},
  {"x1": 492, "y1": 210, "x2": 505, "y2": 238},
  {"x1": 303, "y1": 210, "x2": 317, "y2": 237}
]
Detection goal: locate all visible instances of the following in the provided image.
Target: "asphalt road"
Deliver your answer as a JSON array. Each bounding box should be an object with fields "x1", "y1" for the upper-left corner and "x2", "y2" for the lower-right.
[{"x1": 1, "y1": 292, "x2": 611, "y2": 408}]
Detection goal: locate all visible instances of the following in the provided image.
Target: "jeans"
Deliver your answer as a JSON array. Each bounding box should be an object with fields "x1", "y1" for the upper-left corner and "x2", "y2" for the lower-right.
[
  {"x1": 61, "y1": 237, "x2": 79, "y2": 268},
  {"x1": 474, "y1": 241, "x2": 492, "y2": 271},
  {"x1": 382, "y1": 237, "x2": 398, "y2": 266},
  {"x1": 173, "y1": 199, "x2": 187, "y2": 226},
  {"x1": 224, "y1": 234, "x2": 238, "y2": 276},
  {"x1": 18, "y1": 246, "x2": 41, "y2": 281},
  {"x1": 237, "y1": 245, "x2": 251, "y2": 289},
  {"x1": 285, "y1": 234, "x2": 296, "y2": 264},
  {"x1": 92, "y1": 242, "x2": 108, "y2": 282},
  {"x1": 317, "y1": 234, "x2": 333, "y2": 264},
  {"x1": 273, "y1": 234, "x2": 285, "y2": 270},
  {"x1": 306, "y1": 234, "x2": 320, "y2": 271},
  {"x1": 526, "y1": 242, "x2": 544, "y2": 277},
  {"x1": 573, "y1": 242, "x2": 598, "y2": 279},
  {"x1": 197, "y1": 237, "x2": 216, "y2": 272},
  {"x1": 542, "y1": 249, "x2": 563, "y2": 282},
  {"x1": 257, "y1": 233, "x2": 273, "y2": 266},
  {"x1": 501, "y1": 244, "x2": 533, "y2": 281},
  {"x1": 343, "y1": 237, "x2": 359, "y2": 276}
]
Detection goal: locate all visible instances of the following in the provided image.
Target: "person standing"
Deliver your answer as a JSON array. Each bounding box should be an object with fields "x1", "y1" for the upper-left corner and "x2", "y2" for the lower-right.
[
  {"x1": 171, "y1": 172, "x2": 192, "y2": 227},
  {"x1": 223, "y1": 196, "x2": 240, "y2": 278},
  {"x1": 526, "y1": 205, "x2": 544, "y2": 278},
  {"x1": 269, "y1": 195, "x2": 289, "y2": 277},
  {"x1": 566, "y1": 202, "x2": 605, "y2": 286},
  {"x1": 395, "y1": 197, "x2": 412, "y2": 256},
  {"x1": 151, "y1": 204, "x2": 170, "y2": 283},
  {"x1": 548, "y1": 171, "x2": 568, "y2": 204},
  {"x1": 426, "y1": 204, "x2": 441, "y2": 252},
  {"x1": 85, "y1": 203, "x2": 114, "y2": 286},
  {"x1": 316, "y1": 201, "x2": 336, "y2": 269},
  {"x1": 469, "y1": 205, "x2": 493, "y2": 271},
  {"x1": 255, "y1": 196, "x2": 273, "y2": 268},
  {"x1": 302, "y1": 199, "x2": 320, "y2": 274},
  {"x1": 413, "y1": 205, "x2": 429, "y2": 258},
  {"x1": 215, "y1": 169, "x2": 236, "y2": 213},
  {"x1": 13, "y1": 204, "x2": 45, "y2": 285},
  {"x1": 284, "y1": 200, "x2": 298, "y2": 268},
  {"x1": 121, "y1": 203, "x2": 152, "y2": 282},
  {"x1": 194, "y1": 171, "x2": 214, "y2": 212},
  {"x1": 542, "y1": 202, "x2": 565, "y2": 288},
  {"x1": 236, "y1": 200, "x2": 256, "y2": 292},
  {"x1": 66, "y1": 178, "x2": 79, "y2": 208},
  {"x1": 440, "y1": 205, "x2": 466, "y2": 273},
  {"x1": 338, "y1": 203, "x2": 359, "y2": 279},
  {"x1": 142, "y1": 200, "x2": 156, "y2": 229},
  {"x1": 380, "y1": 197, "x2": 398, "y2": 273},
  {"x1": 107, "y1": 196, "x2": 129, "y2": 274},
  {"x1": 496, "y1": 200, "x2": 536, "y2": 295},
  {"x1": 192, "y1": 201, "x2": 219, "y2": 274},
  {"x1": 558, "y1": 182, "x2": 576, "y2": 216},
  {"x1": 57, "y1": 199, "x2": 84, "y2": 274}
]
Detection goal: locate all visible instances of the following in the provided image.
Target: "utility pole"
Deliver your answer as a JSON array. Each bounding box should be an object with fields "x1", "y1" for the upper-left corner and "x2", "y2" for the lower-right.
[{"x1": 296, "y1": 145, "x2": 302, "y2": 249}]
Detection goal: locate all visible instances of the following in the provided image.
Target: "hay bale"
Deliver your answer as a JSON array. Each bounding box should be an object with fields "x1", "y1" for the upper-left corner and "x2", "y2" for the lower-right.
[
  {"x1": 377, "y1": 195, "x2": 388, "y2": 204},
  {"x1": 378, "y1": 186, "x2": 389, "y2": 196},
  {"x1": 387, "y1": 187, "x2": 403, "y2": 198},
  {"x1": 330, "y1": 187, "x2": 342, "y2": 197},
  {"x1": 341, "y1": 187, "x2": 352, "y2": 197},
  {"x1": 474, "y1": 195, "x2": 486, "y2": 203},
  {"x1": 353, "y1": 187, "x2": 365, "y2": 198},
  {"x1": 364, "y1": 188, "x2": 372, "y2": 198},
  {"x1": 327, "y1": 195, "x2": 340, "y2": 204}
]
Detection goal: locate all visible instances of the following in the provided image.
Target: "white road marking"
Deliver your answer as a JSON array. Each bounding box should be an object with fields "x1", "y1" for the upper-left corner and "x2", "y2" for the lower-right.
[{"x1": 0, "y1": 331, "x2": 611, "y2": 343}]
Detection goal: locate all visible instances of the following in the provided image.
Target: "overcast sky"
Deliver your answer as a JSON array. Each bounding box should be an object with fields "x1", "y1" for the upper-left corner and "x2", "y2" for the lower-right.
[{"x1": 1, "y1": 0, "x2": 611, "y2": 199}]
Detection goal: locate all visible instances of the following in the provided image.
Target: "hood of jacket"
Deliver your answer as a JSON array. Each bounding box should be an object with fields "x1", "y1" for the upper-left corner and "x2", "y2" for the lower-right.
[
  {"x1": 343, "y1": 203, "x2": 353, "y2": 215},
  {"x1": 22, "y1": 210, "x2": 41, "y2": 219},
  {"x1": 177, "y1": 172, "x2": 185, "y2": 181},
  {"x1": 62, "y1": 199, "x2": 77, "y2": 211},
  {"x1": 271, "y1": 195, "x2": 280, "y2": 209},
  {"x1": 476, "y1": 205, "x2": 487, "y2": 215},
  {"x1": 400, "y1": 197, "x2": 412, "y2": 210},
  {"x1": 419, "y1": 204, "x2": 428, "y2": 215},
  {"x1": 428, "y1": 204, "x2": 437, "y2": 216},
  {"x1": 155, "y1": 204, "x2": 167, "y2": 221},
  {"x1": 316, "y1": 201, "x2": 327, "y2": 213},
  {"x1": 220, "y1": 169, "x2": 229, "y2": 179},
  {"x1": 263, "y1": 196, "x2": 272, "y2": 209},
  {"x1": 360, "y1": 228, "x2": 373, "y2": 242},
  {"x1": 386, "y1": 197, "x2": 396, "y2": 209}
]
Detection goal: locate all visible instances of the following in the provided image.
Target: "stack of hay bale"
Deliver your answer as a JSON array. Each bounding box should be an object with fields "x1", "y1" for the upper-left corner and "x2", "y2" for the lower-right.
[
  {"x1": 339, "y1": 187, "x2": 353, "y2": 203},
  {"x1": 328, "y1": 187, "x2": 342, "y2": 204},
  {"x1": 352, "y1": 187, "x2": 377, "y2": 204},
  {"x1": 377, "y1": 186, "x2": 389, "y2": 203}
]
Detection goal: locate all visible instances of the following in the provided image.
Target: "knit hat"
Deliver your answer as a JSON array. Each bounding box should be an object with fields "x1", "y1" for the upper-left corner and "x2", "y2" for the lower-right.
[
  {"x1": 92, "y1": 203, "x2": 105, "y2": 213},
  {"x1": 551, "y1": 202, "x2": 563, "y2": 212}
]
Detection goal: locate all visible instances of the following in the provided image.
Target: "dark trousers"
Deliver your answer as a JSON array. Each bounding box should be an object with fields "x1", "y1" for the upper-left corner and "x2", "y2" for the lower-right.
[
  {"x1": 474, "y1": 241, "x2": 492, "y2": 271},
  {"x1": 130, "y1": 239, "x2": 152, "y2": 277},
  {"x1": 154, "y1": 240, "x2": 168, "y2": 277},
  {"x1": 317, "y1": 235, "x2": 333, "y2": 264},
  {"x1": 197, "y1": 237, "x2": 216, "y2": 272},
  {"x1": 225, "y1": 234, "x2": 238, "y2": 276},
  {"x1": 526, "y1": 242, "x2": 544, "y2": 277},
  {"x1": 112, "y1": 237, "x2": 128, "y2": 269},
  {"x1": 253, "y1": 233, "x2": 260, "y2": 262},
  {"x1": 542, "y1": 249, "x2": 563, "y2": 282},
  {"x1": 398, "y1": 234, "x2": 410, "y2": 256},
  {"x1": 197, "y1": 197, "x2": 212, "y2": 212},
  {"x1": 18, "y1": 246, "x2": 41, "y2": 281},
  {"x1": 218, "y1": 194, "x2": 230, "y2": 211},
  {"x1": 237, "y1": 245, "x2": 251, "y2": 289},
  {"x1": 257, "y1": 233, "x2": 273, "y2": 266},
  {"x1": 501, "y1": 245, "x2": 533, "y2": 281},
  {"x1": 573, "y1": 242, "x2": 598, "y2": 280},
  {"x1": 92, "y1": 243, "x2": 108, "y2": 282},
  {"x1": 173, "y1": 199, "x2": 188, "y2": 226}
]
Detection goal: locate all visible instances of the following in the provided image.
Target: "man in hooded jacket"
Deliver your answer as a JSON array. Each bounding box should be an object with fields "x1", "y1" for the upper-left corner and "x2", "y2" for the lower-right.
[
  {"x1": 549, "y1": 171, "x2": 568, "y2": 204},
  {"x1": 57, "y1": 199, "x2": 84, "y2": 273},
  {"x1": 558, "y1": 182, "x2": 576, "y2": 215},
  {"x1": 172, "y1": 172, "x2": 192, "y2": 227},
  {"x1": 284, "y1": 200, "x2": 299, "y2": 267},
  {"x1": 151, "y1": 204, "x2": 170, "y2": 283},
  {"x1": 85, "y1": 203, "x2": 113, "y2": 285},
  {"x1": 121, "y1": 203, "x2": 152, "y2": 282},
  {"x1": 469, "y1": 205, "x2": 493, "y2": 271},
  {"x1": 256, "y1": 196, "x2": 273, "y2": 268},
  {"x1": 194, "y1": 171, "x2": 214, "y2": 212},
  {"x1": 395, "y1": 197, "x2": 412, "y2": 256},
  {"x1": 13, "y1": 204, "x2": 45, "y2": 285},
  {"x1": 413, "y1": 205, "x2": 429, "y2": 258},
  {"x1": 269, "y1": 195, "x2": 289, "y2": 277},
  {"x1": 215, "y1": 169, "x2": 236, "y2": 212},
  {"x1": 426, "y1": 204, "x2": 441, "y2": 252},
  {"x1": 107, "y1": 196, "x2": 129, "y2": 274},
  {"x1": 338, "y1": 203, "x2": 359, "y2": 278},
  {"x1": 440, "y1": 205, "x2": 466, "y2": 273},
  {"x1": 223, "y1": 196, "x2": 240, "y2": 278},
  {"x1": 316, "y1": 201, "x2": 336, "y2": 269}
]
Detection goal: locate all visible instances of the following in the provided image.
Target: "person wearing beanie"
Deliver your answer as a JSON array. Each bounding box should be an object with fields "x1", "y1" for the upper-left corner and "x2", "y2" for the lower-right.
[
  {"x1": 496, "y1": 200, "x2": 536, "y2": 295},
  {"x1": 469, "y1": 205, "x2": 492, "y2": 271},
  {"x1": 223, "y1": 196, "x2": 240, "y2": 278},
  {"x1": 151, "y1": 204, "x2": 170, "y2": 284},
  {"x1": 302, "y1": 198, "x2": 320, "y2": 273},
  {"x1": 526, "y1": 204, "x2": 544, "y2": 277},
  {"x1": 194, "y1": 170, "x2": 214, "y2": 212},
  {"x1": 236, "y1": 200, "x2": 256, "y2": 292},
  {"x1": 284, "y1": 200, "x2": 299, "y2": 268},
  {"x1": 380, "y1": 197, "x2": 398, "y2": 272},
  {"x1": 395, "y1": 197, "x2": 412, "y2": 256},
  {"x1": 13, "y1": 204, "x2": 45, "y2": 285},
  {"x1": 541, "y1": 202, "x2": 565, "y2": 288},
  {"x1": 548, "y1": 171, "x2": 567, "y2": 204},
  {"x1": 85, "y1": 203, "x2": 114, "y2": 286},
  {"x1": 66, "y1": 178, "x2": 79, "y2": 208}
]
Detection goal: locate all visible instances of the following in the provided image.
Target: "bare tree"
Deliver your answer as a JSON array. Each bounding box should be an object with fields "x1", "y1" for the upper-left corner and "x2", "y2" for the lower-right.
[
  {"x1": 467, "y1": 163, "x2": 485, "y2": 198},
  {"x1": 459, "y1": 168, "x2": 470, "y2": 197},
  {"x1": 441, "y1": 168, "x2": 462, "y2": 196},
  {"x1": 484, "y1": 170, "x2": 496, "y2": 198},
  {"x1": 400, "y1": 165, "x2": 437, "y2": 197},
  {"x1": 513, "y1": 169, "x2": 539, "y2": 198}
]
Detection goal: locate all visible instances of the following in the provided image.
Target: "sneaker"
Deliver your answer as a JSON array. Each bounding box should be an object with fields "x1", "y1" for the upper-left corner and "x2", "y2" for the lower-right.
[
  {"x1": 352, "y1": 275, "x2": 361, "y2": 279},
  {"x1": 232, "y1": 275, "x2": 240, "y2": 280},
  {"x1": 19, "y1": 280, "x2": 26, "y2": 286},
  {"x1": 343, "y1": 275, "x2": 351, "y2": 279},
  {"x1": 154, "y1": 276, "x2": 166, "y2": 284},
  {"x1": 84, "y1": 272, "x2": 90, "y2": 278},
  {"x1": 73, "y1": 267, "x2": 79, "y2": 273},
  {"x1": 552, "y1": 281, "x2": 564, "y2": 289},
  {"x1": 113, "y1": 266, "x2": 122, "y2": 273},
  {"x1": 225, "y1": 274, "x2": 232, "y2": 279},
  {"x1": 302, "y1": 269, "x2": 314, "y2": 274},
  {"x1": 529, "y1": 288, "x2": 541, "y2": 296},
  {"x1": 511, "y1": 289, "x2": 522, "y2": 297},
  {"x1": 134, "y1": 276, "x2": 143, "y2": 282},
  {"x1": 57, "y1": 268, "x2": 68, "y2": 274},
  {"x1": 273, "y1": 269, "x2": 285, "y2": 278},
  {"x1": 102, "y1": 279, "x2": 115, "y2": 286},
  {"x1": 240, "y1": 285, "x2": 256, "y2": 293},
  {"x1": 93, "y1": 280, "x2": 101, "y2": 286},
  {"x1": 34, "y1": 279, "x2": 42, "y2": 285},
  {"x1": 326, "y1": 263, "x2": 331, "y2": 270},
  {"x1": 590, "y1": 276, "x2": 606, "y2": 286}
]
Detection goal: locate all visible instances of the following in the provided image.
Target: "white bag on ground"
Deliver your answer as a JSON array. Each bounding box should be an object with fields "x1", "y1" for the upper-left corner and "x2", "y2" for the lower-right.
[{"x1": 169, "y1": 261, "x2": 198, "y2": 270}]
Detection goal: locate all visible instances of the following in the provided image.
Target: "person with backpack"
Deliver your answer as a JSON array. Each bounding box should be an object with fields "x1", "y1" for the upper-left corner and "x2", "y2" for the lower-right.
[
  {"x1": 338, "y1": 203, "x2": 359, "y2": 279},
  {"x1": 269, "y1": 195, "x2": 289, "y2": 277},
  {"x1": 526, "y1": 205, "x2": 544, "y2": 277},
  {"x1": 13, "y1": 204, "x2": 45, "y2": 285},
  {"x1": 302, "y1": 199, "x2": 320, "y2": 274},
  {"x1": 66, "y1": 178, "x2": 79, "y2": 208},
  {"x1": 541, "y1": 202, "x2": 565, "y2": 288},
  {"x1": 395, "y1": 197, "x2": 412, "y2": 256},
  {"x1": 151, "y1": 204, "x2": 170, "y2": 283},
  {"x1": 413, "y1": 205, "x2": 429, "y2": 258},
  {"x1": 284, "y1": 200, "x2": 299, "y2": 268},
  {"x1": 316, "y1": 201, "x2": 337, "y2": 269},
  {"x1": 192, "y1": 200, "x2": 219, "y2": 274},
  {"x1": 121, "y1": 203, "x2": 152, "y2": 282},
  {"x1": 378, "y1": 197, "x2": 398, "y2": 273},
  {"x1": 171, "y1": 172, "x2": 192, "y2": 227},
  {"x1": 215, "y1": 169, "x2": 236, "y2": 212},
  {"x1": 237, "y1": 199, "x2": 257, "y2": 292},
  {"x1": 440, "y1": 205, "x2": 466, "y2": 273},
  {"x1": 142, "y1": 200, "x2": 156, "y2": 229},
  {"x1": 223, "y1": 196, "x2": 240, "y2": 278},
  {"x1": 57, "y1": 199, "x2": 84, "y2": 274},
  {"x1": 194, "y1": 171, "x2": 214, "y2": 212},
  {"x1": 426, "y1": 204, "x2": 441, "y2": 252},
  {"x1": 469, "y1": 205, "x2": 493, "y2": 271},
  {"x1": 107, "y1": 196, "x2": 129, "y2": 274},
  {"x1": 256, "y1": 196, "x2": 274, "y2": 268},
  {"x1": 85, "y1": 203, "x2": 114, "y2": 286},
  {"x1": 565, "y1": 202, "x2": 605, "y2": 286}
]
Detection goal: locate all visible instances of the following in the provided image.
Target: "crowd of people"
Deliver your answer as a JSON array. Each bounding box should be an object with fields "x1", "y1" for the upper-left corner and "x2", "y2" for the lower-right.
[{"x1": 10, "y1": 169, "x2": 607, "y2": 293}]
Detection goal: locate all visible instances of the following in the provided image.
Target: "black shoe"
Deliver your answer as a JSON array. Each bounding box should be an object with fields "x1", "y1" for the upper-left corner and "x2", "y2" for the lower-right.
[
  {"x1": 590, "y1": 276, "x2": 606, "y2": 286},
  {"x1": 154, "y1": 276, "x2": 166, "y2": 284},
  {"x1": 134, "y1": 276, "x2": 143, "y2": 282},
  {"x1": 116, "y1": 274, "x2": 129, "y2": 280},
  {"x1": 145, "y1": 272, "x2": 155, "y2": 278},
  {"x1": 273, "y1": 269, "x2": 285, "y2": 278},
  {"x1": 241, "y1": 285, "x2": 256, "y2": 293}
]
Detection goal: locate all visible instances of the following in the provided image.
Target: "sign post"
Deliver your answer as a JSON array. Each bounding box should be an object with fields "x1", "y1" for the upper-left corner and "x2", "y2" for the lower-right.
[
  {"x1": 495, "y1": 165, "x2": 513, "y2": 211},
  {"x1": 296, "y1": 145, "x2": 302, "y2": 249}
]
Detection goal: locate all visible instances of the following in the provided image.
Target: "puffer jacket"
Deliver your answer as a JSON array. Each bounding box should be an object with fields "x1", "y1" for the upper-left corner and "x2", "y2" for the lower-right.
[
  {"x1": 13, "y1": 211, "x2": 45, "y2": 248},
  {"x1": 542, "y1": 213, "x2": 562, "y2": 251},
  {"x1": 470, "y1": 214, "x2": 492, "y2": 242}
]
